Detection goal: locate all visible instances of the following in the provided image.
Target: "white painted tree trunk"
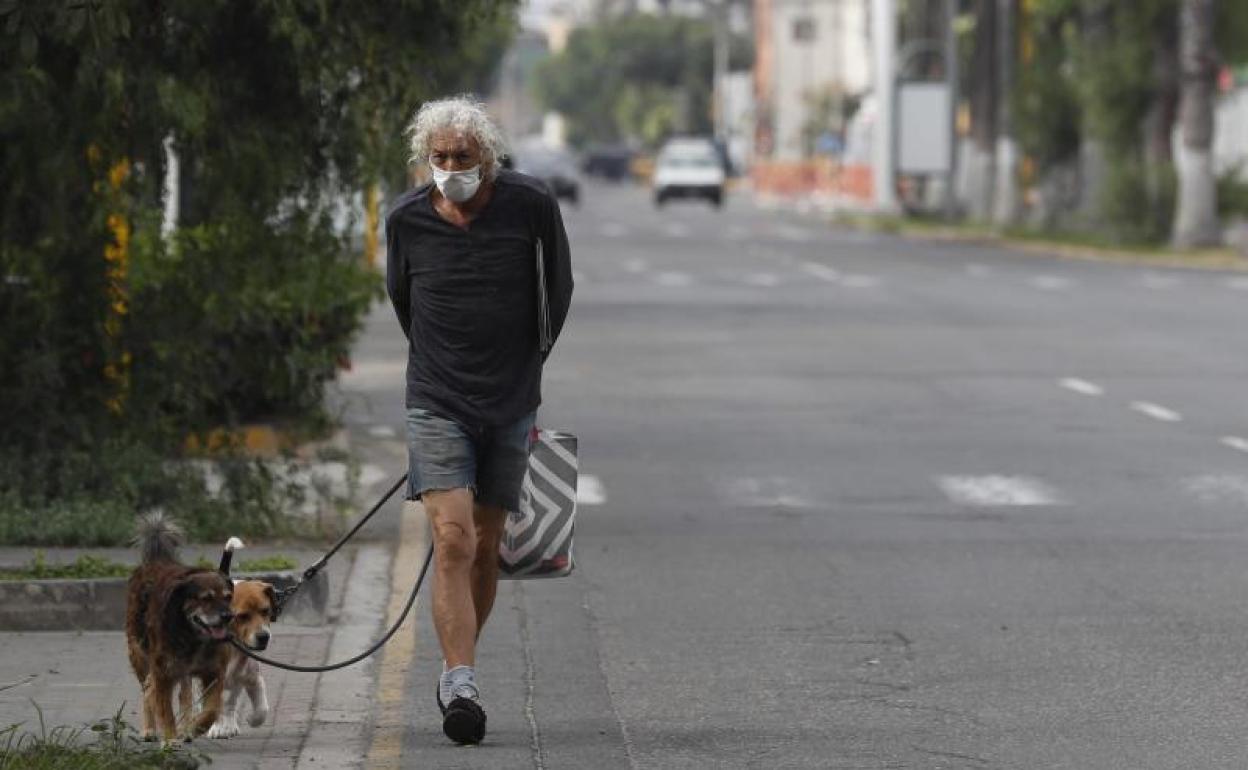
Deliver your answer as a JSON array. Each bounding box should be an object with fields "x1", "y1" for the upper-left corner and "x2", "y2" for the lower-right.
[
  {"x1": 992, "y1": 136, "x2": 1020, "y2": 227},
  {"x1": 967, "y1": 147, "x2": 995, "y2": 221},
  {"x1": 1172, "y1": 0, "x2": 1220, "y2": 248}
]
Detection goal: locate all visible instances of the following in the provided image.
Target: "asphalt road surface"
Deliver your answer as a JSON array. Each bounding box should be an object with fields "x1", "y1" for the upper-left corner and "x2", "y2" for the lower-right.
[{"x1": 342, "y1": 180, "x2": 1248, "y2": 769}]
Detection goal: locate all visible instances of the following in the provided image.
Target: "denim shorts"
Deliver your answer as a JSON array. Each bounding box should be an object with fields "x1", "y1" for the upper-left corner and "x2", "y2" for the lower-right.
[{"x1": 405, "y1": 407, "x2": 536, "y2": 511}]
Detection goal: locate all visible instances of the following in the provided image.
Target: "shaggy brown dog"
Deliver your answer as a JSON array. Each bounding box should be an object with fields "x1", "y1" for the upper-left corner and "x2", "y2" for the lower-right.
[
  {"x1": 207, "y1": 579, "x2": 277, "y2": 738},
  {"x1": 125, "y1": 513, "x2": 233, "y2": 741}
]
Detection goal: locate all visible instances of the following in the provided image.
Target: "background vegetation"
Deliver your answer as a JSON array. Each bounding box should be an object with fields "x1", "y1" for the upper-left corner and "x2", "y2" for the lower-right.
[
  {"x1": 0, "y1": 1, "x2": 517, "y2": 545},
  {"x1": 533, "y1": 13, "x2": 751, "y2": 149}
]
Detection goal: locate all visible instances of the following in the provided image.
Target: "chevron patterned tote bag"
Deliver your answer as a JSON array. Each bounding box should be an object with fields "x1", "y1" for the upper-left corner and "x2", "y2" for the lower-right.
[{"x1": 499, "y1": 429, "x2": 578, "y2": 579}]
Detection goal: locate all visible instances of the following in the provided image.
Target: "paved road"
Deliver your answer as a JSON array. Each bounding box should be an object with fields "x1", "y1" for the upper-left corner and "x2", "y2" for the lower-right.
[{"x1": 343, "y1": 179, "x2": 1248, "y2": 769}]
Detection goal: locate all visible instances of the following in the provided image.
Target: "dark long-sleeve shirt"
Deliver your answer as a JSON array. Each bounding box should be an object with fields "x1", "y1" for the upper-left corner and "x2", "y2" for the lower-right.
[{"x1": 384, "y1": 169, "x2": 574, "y2": 428}]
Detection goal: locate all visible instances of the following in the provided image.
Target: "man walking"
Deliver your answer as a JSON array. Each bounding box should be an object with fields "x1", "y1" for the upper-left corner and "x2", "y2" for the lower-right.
[{"x1": 385, "y1": 95, "x2": 573, "y2": 745}]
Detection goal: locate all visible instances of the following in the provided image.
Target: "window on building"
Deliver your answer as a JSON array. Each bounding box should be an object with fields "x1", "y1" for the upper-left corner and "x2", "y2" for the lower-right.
[{"x1": 793, "y1": 17, "x2": 816, "y2": 43}]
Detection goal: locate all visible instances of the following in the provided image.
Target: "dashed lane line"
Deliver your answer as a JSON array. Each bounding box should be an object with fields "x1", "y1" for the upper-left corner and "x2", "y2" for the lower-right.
[
  {"x1": 1060, "y1": 378, "x2": 1105, "y2": 396},
  {"x1": 1221, "y1": 436, "x2": 1248, "y2": 454},
  {"x1": 1130, "y1": 401, "x2": 1183, "y2": 423}
]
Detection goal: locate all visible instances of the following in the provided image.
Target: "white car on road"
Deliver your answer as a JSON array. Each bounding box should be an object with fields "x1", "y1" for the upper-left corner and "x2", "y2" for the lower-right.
[{"x1": 652, "y1": 137, "x2": 726, "y2": 209}]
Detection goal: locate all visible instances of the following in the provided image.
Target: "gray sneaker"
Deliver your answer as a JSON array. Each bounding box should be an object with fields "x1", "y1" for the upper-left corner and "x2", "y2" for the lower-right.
[{"x1": 438, "y1": 666, "x2": 486, "y2": 745}]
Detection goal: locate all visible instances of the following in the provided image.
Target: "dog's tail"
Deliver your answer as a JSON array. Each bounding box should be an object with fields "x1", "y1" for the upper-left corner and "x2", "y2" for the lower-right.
[
  {"x1": 219, "y1": 536, "x2": 244, "y2": 575},
  {"x1": 132, "y1": 510, "x2": 183, "y2": 564}
]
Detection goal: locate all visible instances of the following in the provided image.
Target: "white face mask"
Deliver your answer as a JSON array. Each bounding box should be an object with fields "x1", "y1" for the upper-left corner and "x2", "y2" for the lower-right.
[{"x1": 430, "y1": 162, "x2": 482, "y2": 203}]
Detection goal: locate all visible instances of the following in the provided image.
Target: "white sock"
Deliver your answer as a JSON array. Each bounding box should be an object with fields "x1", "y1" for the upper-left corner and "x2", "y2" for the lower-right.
[{"x1": 439, "y1": 665, "x2": 478, "y2": 703}]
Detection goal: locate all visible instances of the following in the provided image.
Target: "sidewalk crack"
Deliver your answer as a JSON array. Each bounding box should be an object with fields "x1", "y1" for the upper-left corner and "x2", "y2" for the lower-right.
[{"x1": 513, "y1": 581, "x2": 547, "y2": 770}]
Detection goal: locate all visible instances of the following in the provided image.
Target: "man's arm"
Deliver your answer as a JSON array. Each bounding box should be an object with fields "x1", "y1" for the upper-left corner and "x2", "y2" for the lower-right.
[
  {"x1": 540, "y1": 193, "x2": 574, "y2": 358},
  {"x1": 385, "y1": 216, "x2": 411, "y2": 341}
]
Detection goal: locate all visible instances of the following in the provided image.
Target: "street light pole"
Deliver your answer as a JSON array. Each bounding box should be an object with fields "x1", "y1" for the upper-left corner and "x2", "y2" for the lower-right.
[{"x1": 871, "y1": 0, "x2": 898, "y2": 211}]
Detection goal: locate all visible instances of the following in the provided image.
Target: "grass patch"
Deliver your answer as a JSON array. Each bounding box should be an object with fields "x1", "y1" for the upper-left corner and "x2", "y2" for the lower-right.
[
  {"x1": 0, "y1": 705, "x2": 206, "y2": 769},
  {"x1": 0, "y1": 553, "x2": 131, "y2": 581},
  {"x1": 829, "y1": 212, "x2": 1248, "y2": 269},
  {"x1": 0, "y1": 439, "x2": 362, "y2": 547},
  {"x1": 191, "y1": 555, "x2": 299, "y2": 573},
  {"x1": 0, "y1": 552, "x2": 301, "y2": 581}
]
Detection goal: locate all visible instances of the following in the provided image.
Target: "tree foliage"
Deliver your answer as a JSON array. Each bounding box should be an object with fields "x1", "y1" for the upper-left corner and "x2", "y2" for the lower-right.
[
  {"x1": 533, "y1": 13, "x2": 751, "y2": 148},
  {"x1": 1012, "y1": 0, "x2": 1182, "y2": 241},
  {"x1": 0, "y1": 1, "x2": 515, "y2": 520}
]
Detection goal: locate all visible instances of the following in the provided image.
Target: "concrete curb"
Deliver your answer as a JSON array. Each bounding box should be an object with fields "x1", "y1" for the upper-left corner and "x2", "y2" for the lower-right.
[{"x1": 0, "y1": 569, "x2": 329, "y2": 632}]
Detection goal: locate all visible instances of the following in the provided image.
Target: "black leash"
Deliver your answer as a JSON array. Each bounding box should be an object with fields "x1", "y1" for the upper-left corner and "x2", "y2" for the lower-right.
[{"x1": 228, "y1": 472, "x2": 436, "y2": 673}]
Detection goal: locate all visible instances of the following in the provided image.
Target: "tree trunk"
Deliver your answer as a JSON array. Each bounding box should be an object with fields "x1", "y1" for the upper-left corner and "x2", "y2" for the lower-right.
[
  {"x1": 1145, "y1": 10, "x2": 1180, "y2": 237},
  {"x1": 967, "y1": 0, "x2": 997, "y2": 221},
  {"x1": 992, "y1": 0, "x2": 1020, "y2": 228},
  {"x1": 1076, "y1": 1, "x2": 1112, "y2": 224},
  {"x1": 1172, "y1": 0, "x2": 1220, "y2": 248}
]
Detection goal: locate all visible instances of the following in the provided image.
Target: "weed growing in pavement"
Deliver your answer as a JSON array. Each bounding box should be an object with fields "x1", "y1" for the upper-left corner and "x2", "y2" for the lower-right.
[{"x1": 0, "y1": 703, "x2": 207, "y2": 769}]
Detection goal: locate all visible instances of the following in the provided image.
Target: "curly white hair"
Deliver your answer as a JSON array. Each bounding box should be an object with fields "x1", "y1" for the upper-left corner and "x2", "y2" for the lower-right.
[{"x1": 405, "y1": 95, "x2": 507, "y2": 181}]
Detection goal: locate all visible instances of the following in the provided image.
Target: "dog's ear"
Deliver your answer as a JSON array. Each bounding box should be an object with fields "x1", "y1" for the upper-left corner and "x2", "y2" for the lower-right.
[
  {"x1": 264, "y1": 583, "x2": 281, "y2": 621},
  {"x1": 162, "y1": 576, "x2": 197, "y2": 626}
]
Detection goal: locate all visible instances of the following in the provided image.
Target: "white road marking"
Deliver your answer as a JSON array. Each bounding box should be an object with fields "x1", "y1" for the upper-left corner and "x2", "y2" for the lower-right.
[
  {"x1": 1130, "y1": 401, "x2": 1183, "y2": 423},
  {"x1": 1140, "y1": 272, "x2": 1180, "y2": 289},
  {"x1": 601, "y1": 222, "x2": 629, "y2": 238},
  {"x1": 1030, "y1": 275, "x2": 1073, "y2": 291},
  {"x1": 654, "y1": 271, "x2": 693, "y2": 287},
  {"x1": 801, "y1": 263, "x2": 841, "y2": 282},
  {"x1": 368, "y1": 425, "x2": 397, "y2": 438},
  {"x1": 775, "y1": 224, "x2": 814, "y2": 242},
  {"x1": 744, "y1": 272, "x2": 782, "y2": 287},
  {"x1": 966, "y1": 264, "x2": 992, "y2": 277},
  {"x1": 840, "y1": 274, "x2": 881, "y2": 289},
  {"x1": 1184, "y1": 475, "x2": 1248, "y2": 506},
  {"x1": 1226, "y1": 276, "x2": 1248, "y2": 291},
  {"x1": 1060, "y1": 378, "x2": 1105, "y2": 396},
  {"x1": 664, "y1": 223, "x2": 691, "y2": 238},
  {"x1": 725, "y1": 476, "x2": 814, "y2": 508},
  {"x1": 577, "y1": 474, "x2": 606, "y2": 505},
  {"x1": 938, "y1": 476, "x2": 1062, "y2": 506},
  {"x1": 623, "y1": 258, "x2": 648, "y2": 274},
  {"x1": 726, "y1": 225, "x2": 750, "y2": 240},
  {"x1": 1221, "y1": 436, "x2": 1248, "y2": 454}
]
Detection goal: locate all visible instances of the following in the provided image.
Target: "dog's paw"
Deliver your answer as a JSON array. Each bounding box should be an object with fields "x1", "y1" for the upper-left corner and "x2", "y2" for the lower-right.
[
  {"x1": 206, "y1": 716, "x2": 240, "y2": 739},
  {"x1": 247, "y1": 705, "x2": 269, "y2": 728}
]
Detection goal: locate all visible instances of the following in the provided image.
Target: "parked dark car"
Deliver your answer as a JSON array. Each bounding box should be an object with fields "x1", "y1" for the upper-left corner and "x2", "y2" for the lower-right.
[
  {"x1": 581, "y1": 143, "x2": 634, "y2": 181},
  {"x1": 515, "y1": 147, "x2": 581, "y2": 206}
]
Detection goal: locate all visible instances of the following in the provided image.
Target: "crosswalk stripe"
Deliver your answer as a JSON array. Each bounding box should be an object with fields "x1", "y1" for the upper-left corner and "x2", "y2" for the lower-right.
[
  {"x1": 938, "y1": 475, "x2": 1062, "y2": 506},
  {"x1": 744, "y1": 272, "x2": 782, "y2": 287},
  {"x1": 1184, "y1": 475, "x2": 1248, "y2": 506}
]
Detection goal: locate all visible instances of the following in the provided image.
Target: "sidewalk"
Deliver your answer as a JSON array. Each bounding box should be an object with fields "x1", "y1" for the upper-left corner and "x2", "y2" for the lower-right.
[{"x1": 0, "y1": 540, "x2": 385, "y2": 769}]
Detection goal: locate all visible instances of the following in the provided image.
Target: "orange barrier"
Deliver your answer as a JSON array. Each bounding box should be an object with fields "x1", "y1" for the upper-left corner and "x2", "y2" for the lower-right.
[{"x1": 750, "y1": 159, "x2": 873, "y2": 204}]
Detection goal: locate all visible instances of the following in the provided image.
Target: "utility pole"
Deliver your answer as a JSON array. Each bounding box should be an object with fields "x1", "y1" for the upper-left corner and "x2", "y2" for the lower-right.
[{"x1": 871, "y1": 0, "x2": 898, "y2": 211}]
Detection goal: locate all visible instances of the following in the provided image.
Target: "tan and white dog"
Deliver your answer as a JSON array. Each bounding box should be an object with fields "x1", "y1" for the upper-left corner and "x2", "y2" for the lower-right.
[{"x1": 205, "y1": 538, "x2": 276, "y2": 739}]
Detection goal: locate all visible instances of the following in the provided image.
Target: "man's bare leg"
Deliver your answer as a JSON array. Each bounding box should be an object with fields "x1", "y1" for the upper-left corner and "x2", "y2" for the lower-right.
[
  {"x1": 423, "y1": 488, "x2": 478, "y2": 668},
  {"x1": 470, "y1": 503, "x2": 507, "y2": 638}
]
